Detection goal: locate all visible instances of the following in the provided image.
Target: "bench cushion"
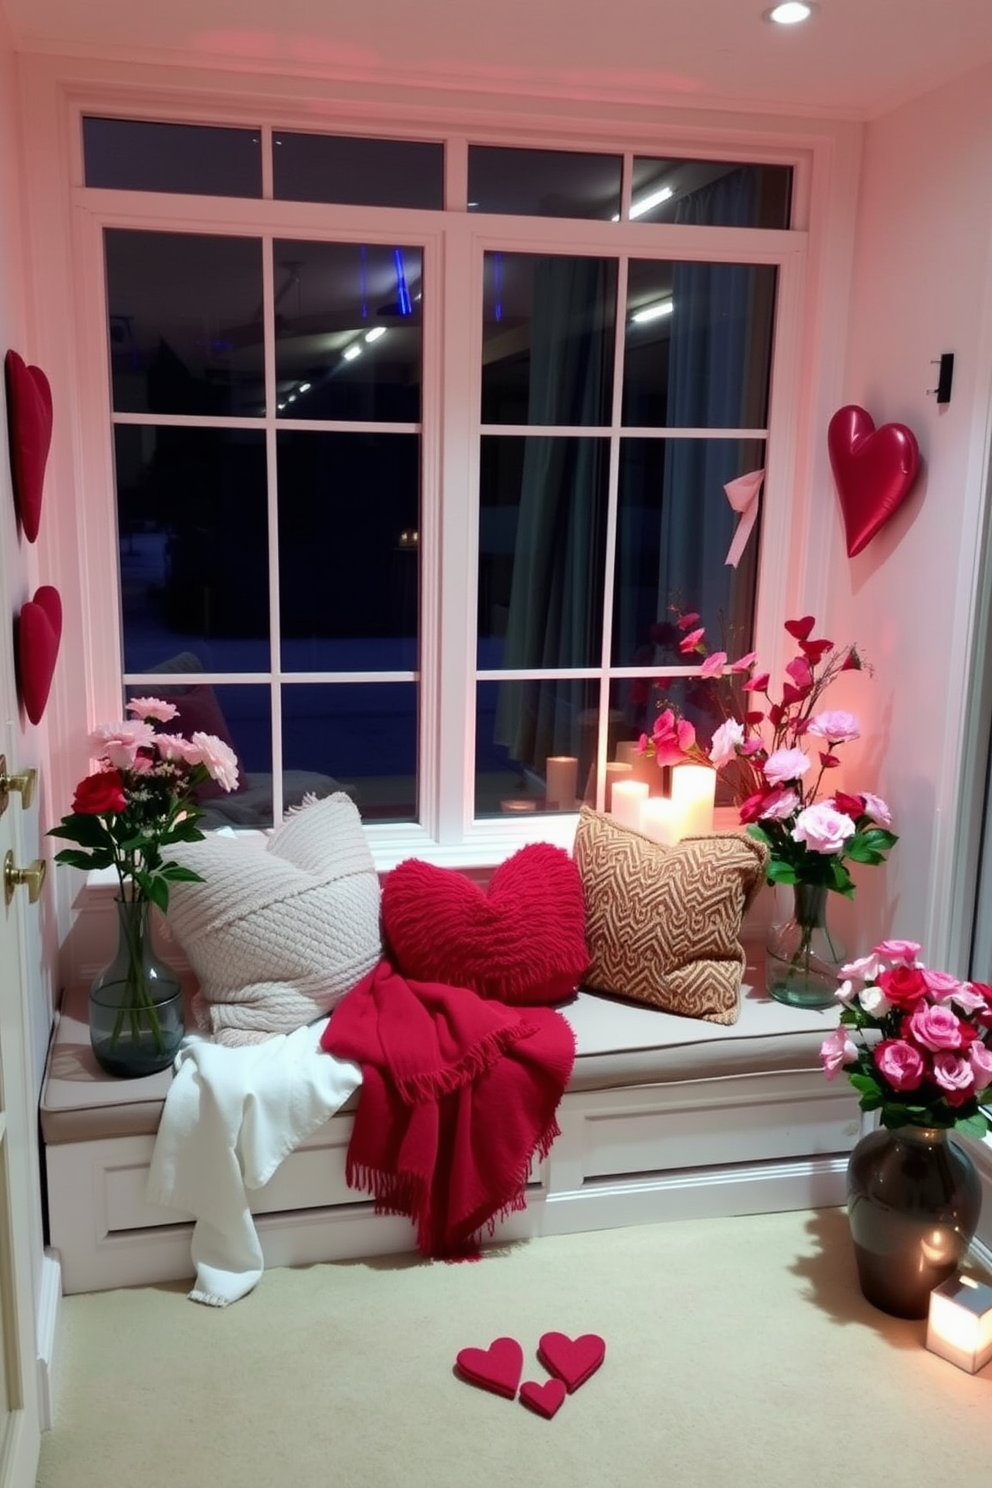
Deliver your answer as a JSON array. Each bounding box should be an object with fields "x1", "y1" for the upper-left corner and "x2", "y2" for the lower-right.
[{"x1": 40, "y1": 951, "x2": 839, "y2": 1147}]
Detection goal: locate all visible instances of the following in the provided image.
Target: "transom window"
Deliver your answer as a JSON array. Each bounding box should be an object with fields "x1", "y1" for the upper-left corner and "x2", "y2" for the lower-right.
[{"x1": 83, "y1": 119, "x2": 796, "y2": 852}]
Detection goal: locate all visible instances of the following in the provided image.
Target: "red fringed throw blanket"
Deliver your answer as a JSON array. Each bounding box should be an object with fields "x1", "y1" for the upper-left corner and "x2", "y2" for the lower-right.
[{"x1": 320, "y1": 960, "x2": 576, "y2": 1260}]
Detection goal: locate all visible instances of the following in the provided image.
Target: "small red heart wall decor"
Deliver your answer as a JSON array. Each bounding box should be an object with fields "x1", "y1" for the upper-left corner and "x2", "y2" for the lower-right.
[
  {"x1": 827, "y1": 404, "x2": 920, "y2": 559},
  {"x1": 4, "y1": 349, "x2": 53, "y2": 543},
  {"x1": 17, "y1": 584, "x2": 62, "y2": 725}
]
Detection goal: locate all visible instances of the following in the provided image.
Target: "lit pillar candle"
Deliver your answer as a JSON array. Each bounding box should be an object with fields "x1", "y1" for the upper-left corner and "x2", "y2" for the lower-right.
[
  {"x1": 639, "y1": 795, "x2": 681, "y2": 846},
  {"x1": 545, "y1": 755, "x2": 578, "y2": 811},
  {"x1": 671, "y1": 763, "x2": 716, "y2": 836},
  {"x1": 610, "y1": 779, "x2": 648, "y2": 831},
  {"x1": 926, "y1": 1273, "x2": 992, "y2": 1373},
  {"x1": 604, "y1": 760, "x2": 633, "y2": 812}
]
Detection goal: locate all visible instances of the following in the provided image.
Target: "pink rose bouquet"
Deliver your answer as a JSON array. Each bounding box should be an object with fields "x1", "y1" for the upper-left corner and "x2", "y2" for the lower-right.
[
  {"x1": 48, "y1": 696, "x2": 239, "y2": 910},
  {"x1": 820, "y1": 940, "x2": 992, "y2": 1136}
]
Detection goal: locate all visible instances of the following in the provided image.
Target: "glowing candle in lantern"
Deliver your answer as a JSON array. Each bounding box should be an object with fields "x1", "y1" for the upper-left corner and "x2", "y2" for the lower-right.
[
  {"x1": 545, "y1": 755, "x2": 578, "y2": 811},
  {"x1": 671, "y1": 764, "x2": 716, "y2": 836},
  {"x1": 610, "y1": 779, "x2": 649, "y2": 831},
  {"x1": 926, "y1": 1273, "x2": 992, "y2": 1374}
]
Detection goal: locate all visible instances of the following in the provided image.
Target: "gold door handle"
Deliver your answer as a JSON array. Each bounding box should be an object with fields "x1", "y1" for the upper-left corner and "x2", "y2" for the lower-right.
[
  {"x1": 4, "y1": 851, "x2": 46, "y2": 907},
  {"x1": 0, "y1": 755, "x2": 37, "y2": 813}
]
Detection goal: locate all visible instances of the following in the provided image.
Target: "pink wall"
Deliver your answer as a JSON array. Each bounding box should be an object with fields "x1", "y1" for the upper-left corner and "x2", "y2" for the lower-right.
[{"x1": 830, "y1": 61, "x2": 992, "y2": 966}]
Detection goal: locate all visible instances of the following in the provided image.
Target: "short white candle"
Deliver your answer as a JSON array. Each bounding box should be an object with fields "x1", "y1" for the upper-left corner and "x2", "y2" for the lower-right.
[
  {"x1": 610, "y1": 779, "x2": 649, "y2": 831},
  {"x1": 671, "y1": 764, "x2": 716, "y2": 836},
  {"x1": 604, "y1": 760, "x2": 633, "y2": 811},
  {"x1": 639, "y1": 795, "x2": 681, "y2": 846},
  {"x1": 926, "y1": 1273, "x2": 992, "y2": 1374},
  {"x1": 545, "y1": 755, "x2": 578, "y2": 811}
]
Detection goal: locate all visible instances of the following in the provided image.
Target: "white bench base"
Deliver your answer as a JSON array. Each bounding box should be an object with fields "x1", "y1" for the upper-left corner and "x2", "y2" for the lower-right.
[{"x1": 46, "y1": 1064, "x2": 861, "y2": 1295}]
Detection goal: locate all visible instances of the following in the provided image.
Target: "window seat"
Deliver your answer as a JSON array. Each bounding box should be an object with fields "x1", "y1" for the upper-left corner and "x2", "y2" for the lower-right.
[{"x1": 40, "y1": 946, "x2": 863, "y2": 1295}]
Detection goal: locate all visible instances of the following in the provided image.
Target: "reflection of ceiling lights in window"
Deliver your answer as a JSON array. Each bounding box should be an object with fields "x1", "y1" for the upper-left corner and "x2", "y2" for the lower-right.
[
  {"x1": 630, "y1": 185, "x2": 674, "y2": 219},
  {"x1": 342, "y1": 343, "x2": 363, "y2": 362},
  {"x1": 764, "y1": 2, "x2": 815, "y2": 24},
  {"x1": 630, "y1": 299, "x2": 674, "y2": 324},
  {"x1": 298, "y1": 381, "x2": 311, "y2": 393},
  {"x1": 365, "y1": 326, "x2": 387, "y2": 344}
]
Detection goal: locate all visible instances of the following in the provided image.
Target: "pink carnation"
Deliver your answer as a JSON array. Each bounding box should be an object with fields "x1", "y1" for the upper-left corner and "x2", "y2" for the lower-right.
[
  {"x1": 807, "y1": 710, "x2": 860, "y2": 744},
  {"x1": 126, "y1": 696, "x2": 179, "y2": 724},
  {"x1": 763, "y1": 747, "x2": 810, "y2": 787},
  {"x1": 89, "y1": 720, "x2": 157, "y2": 770},
  {"x1": 187, "y1": 732, "x2": 240, "y2": 793},
  {"x1": 758, "y1": 788, "x2": 800, "y2": 822},
  {"x1": 862, "y1": 792, "x2": 892, "y2": 827},
  {"x1": 708, "y1": 719, "x2": 743, "y2": 768}
]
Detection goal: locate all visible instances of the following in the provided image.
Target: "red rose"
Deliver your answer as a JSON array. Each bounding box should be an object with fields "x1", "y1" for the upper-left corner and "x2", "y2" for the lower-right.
[
  {"x1": 877, "y1": 965, "x2": 929, "y2": 1011},
  {"x1": 832, "y1": 791, "x2": 865, "y2": 819},
  {"x1": 71, "y1": 770, "x2": 127, "y2": 815}
]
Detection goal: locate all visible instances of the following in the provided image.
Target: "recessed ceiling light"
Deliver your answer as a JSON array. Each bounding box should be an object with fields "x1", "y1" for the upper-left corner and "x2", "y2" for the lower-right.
[{"x1": 764, "y1": 2, "x2": 816, "y2": 24}]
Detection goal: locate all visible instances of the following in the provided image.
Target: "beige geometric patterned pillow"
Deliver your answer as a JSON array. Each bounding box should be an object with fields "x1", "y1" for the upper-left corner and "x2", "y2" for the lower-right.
[{"x1": 572, "y1": 806, "x2": 770, "y2": 1025}]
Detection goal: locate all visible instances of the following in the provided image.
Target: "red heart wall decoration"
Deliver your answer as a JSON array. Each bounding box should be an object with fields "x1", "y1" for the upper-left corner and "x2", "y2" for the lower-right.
[
  {"x1": 4, "y1": 349, "x2": 53, "y2": 543},
  {"x1": 827, "y1": 404, "x2": 920, "y2": 559},
  {"x1": 16, "y1": 584, "x2": 62, "y2": 725}
]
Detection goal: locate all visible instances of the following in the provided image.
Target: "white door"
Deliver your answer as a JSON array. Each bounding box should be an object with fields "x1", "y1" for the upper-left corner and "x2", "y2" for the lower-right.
[
  {"x1": 0, "y1": 437, "x2": 46, "y2": 1479},
  {"x1": 0, "y1": 731, "x2": 44, "y2": 1487}
]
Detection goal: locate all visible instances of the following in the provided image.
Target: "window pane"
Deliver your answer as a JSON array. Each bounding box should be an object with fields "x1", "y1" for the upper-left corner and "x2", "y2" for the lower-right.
[
  {"x1": 468, "y1": 147, "x2": 621, "y2": 220},
  {"x1": 478, "y1": 435, "x2": 609, "y2": 670},
  {"x1": 630, "y1": 159, "x2": 792, "y2": 227},
  {"x1": 116, "y1": 425, "x2": 270, "y2": 672},
  {"x1": 481, "y1": 254, "x2": 617, "y2": 425},
  {"x1": 105, "y1": 230, "x2": 264, "y2": 417},
  {"x1": 612, "y1": 436, "x2": 764, "y2": 669},
  {"x1": 622, "y1": 259, "x2": 777, "y2": 428},
  {"x1": 273, "y1": 132, "x2": 443, "y2": 208},
  {"x1": 277, "y1": 431, "x2": 419, "y2": 672},
  {"x1": 273, "y1": 241, "x2": 422, "y2": 421},
  {"x1": 282, "y1": 682, "x2": 417, "y2": 824},
  {"x1": 84, "y1": 117, "x2": 262, "y2": 197},
  {"x1": 475, "y1": 678, "x2": 600, "y2": 819}
]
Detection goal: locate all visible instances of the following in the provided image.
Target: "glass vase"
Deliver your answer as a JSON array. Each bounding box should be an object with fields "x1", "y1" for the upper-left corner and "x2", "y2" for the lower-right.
[
  {"x1": 89, "y1": 897, "x2": 184, "y2": 1078},
  {"x1": 765, "y1": 882, "x2": 845, "y2": 1009},
  {"x1": 846, "y1": 1124, "x2": 982, "y2": 1319}
]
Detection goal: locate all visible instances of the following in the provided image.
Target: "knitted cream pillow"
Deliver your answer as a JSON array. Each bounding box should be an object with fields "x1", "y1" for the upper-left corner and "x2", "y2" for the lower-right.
[
  {"x1": 167, "y1": 793, "x2": 382, "y2": 1046},
  {"x1": 572, "y1": 806, "x2": 769, "y2": 1025}
]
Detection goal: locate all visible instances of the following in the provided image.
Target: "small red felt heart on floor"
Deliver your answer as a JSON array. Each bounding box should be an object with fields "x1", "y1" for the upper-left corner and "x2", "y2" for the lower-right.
[
  {"x1": 519, "y1": 1378, "x2": 566, "y2": 1419},
  {"x1": 455, "y1": 1337, "x2": 523, "y2": 1399},
  {"x1": 537, "y1": 1331, "x2": 606, "y2": 1393}
]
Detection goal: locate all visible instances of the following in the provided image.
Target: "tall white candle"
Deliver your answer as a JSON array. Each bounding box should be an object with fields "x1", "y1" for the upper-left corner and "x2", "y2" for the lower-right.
[
  {"x1": 610, "y1": 779, "x2": 649, "y2": 831},
  {"x1": 604, "y1": 760, "x2": 633, "y2": 812},
  {"x1": 545, "y1": 755, "x2": 578, "y2": 810},
  {"x1": 671, "y1": 764, "x2": 716, "y2": 836},
  {"x1": 639, "y1": 795, "x2": 681, "y2": 846}
]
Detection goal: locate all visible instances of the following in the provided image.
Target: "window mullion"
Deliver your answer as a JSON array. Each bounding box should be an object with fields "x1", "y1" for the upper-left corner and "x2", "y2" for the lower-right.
[{"x1": 262, "y1": 232, "x2": 284, "y2": 822}]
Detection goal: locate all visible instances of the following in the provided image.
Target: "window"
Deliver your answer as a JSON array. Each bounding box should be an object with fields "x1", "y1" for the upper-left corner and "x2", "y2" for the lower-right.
[{"x1": 83, "y1": 119, "x2": 799, "y2": 857}]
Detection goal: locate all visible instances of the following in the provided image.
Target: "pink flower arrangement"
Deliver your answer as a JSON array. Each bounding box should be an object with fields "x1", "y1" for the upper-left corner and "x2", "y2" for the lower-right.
[
  {"x1": 49, "y1": 697, "x2": 239, "y2": 910},
  {"x1": 639, "y1": 611, "x2": 897, "y2": 898},
  {"x1": 820, "y1": 940, "x2": 992, "y2": 1135}
]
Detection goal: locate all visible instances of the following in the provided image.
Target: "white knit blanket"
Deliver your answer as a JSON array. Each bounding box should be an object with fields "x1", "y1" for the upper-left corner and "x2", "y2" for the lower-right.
[{"x1": 146, "y1": 1020, "x2": 362, "y2": 1306}]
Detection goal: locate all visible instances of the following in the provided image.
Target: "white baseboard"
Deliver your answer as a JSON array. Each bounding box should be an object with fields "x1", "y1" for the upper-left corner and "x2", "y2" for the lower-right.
[{"x1": 36, "y1": 1248, "x2": 62, "y2": 1432}]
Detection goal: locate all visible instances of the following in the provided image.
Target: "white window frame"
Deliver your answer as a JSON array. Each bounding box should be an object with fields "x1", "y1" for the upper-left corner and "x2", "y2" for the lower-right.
[{"x1": 60, "y1": 98, "x2": 812, "y2": 872}]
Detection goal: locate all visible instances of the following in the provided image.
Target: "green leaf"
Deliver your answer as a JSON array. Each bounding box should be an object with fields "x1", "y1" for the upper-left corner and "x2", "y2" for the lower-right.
[
  {"x1": 766, "y1": 859, "x2": 798, "y2": 885},
  {"x1": 861, "y1": 828, "x2": 898, "y2": 852},
  {"x1": 160, "y1": 865, "x2": 204, "y2": 883},
  {"x1": 746, "y1": 824, "x2": 772, "y2": 849},
  {"x1": 848, "y1": 1073, "x2": 879, "y2": 1096},
  {"x1": 954, "y1": 1112, "x2": 990, "y2": 1138},
  {"x1": 48, "y1": 814, "x2": 113, "y2": 849}
]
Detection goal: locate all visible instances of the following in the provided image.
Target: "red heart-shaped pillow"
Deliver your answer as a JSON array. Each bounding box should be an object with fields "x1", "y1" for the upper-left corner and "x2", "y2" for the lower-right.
[
  {"x1": 4, "y1": 349, "x2": 53, "y2": 543},
  {"x1": 827, "y1": 404, "x2": 920, "y2": 558},
  {"x1": 455, "y1": 1337, "x2": 523, "y2": 1398},
  {"x1": 382, "y1": 843, "x2": 589, "y2": 1005},
  {"x1": 17, "y1": 584, "x2": 62, "y2": 725}
]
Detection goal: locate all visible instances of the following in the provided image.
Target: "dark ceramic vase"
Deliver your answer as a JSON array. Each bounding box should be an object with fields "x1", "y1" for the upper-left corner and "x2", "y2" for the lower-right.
[{"x1": 846, "y1": 1124, "x2": 982, "y2": 1319}]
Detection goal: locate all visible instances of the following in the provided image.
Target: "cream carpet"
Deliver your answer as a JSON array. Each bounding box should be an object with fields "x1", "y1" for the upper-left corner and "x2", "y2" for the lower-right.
[{"x1": 38, "y1": 1208, "x2": 992, "y2": 1488}]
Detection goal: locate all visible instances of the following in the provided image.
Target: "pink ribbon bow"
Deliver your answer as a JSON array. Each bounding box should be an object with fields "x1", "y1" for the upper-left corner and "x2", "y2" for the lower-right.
[{"x1": 723, "y1": 469, "x2": 765, "y2": 568}]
